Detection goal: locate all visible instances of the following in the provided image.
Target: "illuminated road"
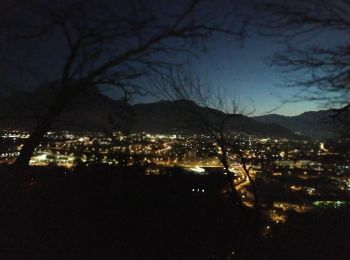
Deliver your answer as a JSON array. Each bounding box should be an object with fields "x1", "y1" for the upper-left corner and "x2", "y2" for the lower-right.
[
  {"x1": 235, "y1": 178, "x2": 250, "y2": 191},
  {"x1": 157, "y1": 142, "x2": 172, "y2": 154}
]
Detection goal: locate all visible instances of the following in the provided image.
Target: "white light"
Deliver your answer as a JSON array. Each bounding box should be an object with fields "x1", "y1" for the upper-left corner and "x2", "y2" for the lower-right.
[
  {"x1": 36, "y1": 154, "x2": 47, "y2": 161},
  {"x1": 190, "y1": 166, "x2": 205, "y2": 173}
]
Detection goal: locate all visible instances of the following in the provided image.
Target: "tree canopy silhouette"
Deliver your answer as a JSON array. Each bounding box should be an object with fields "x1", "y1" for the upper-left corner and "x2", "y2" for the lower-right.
[
  {"x1": 0, "y1": 0, "x2": 246, "y2": 167},
  {"x1": 254, "y1": 0, "x2": 350, "y2": 117}
]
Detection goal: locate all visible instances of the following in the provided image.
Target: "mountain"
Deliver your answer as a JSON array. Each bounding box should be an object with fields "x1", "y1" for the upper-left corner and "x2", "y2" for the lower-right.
[
  {"x1": 0, "y1": 84, "x2": 129, "y2": 132},
  {"x1": 0, "y1": 84, "x2": 297, "y2": 138},
  {"x1": 253, "y1": 111, "x2": 337, "y2": 138},
  {"x1": 132, "y1": 100, "x2": 296, "y2": 137}
]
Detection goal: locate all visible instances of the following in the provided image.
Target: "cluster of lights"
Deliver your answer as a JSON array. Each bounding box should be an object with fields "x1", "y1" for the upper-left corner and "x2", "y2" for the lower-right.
[
  {"x1": 192, "y1": 188, "x2": 205, "y2": 193},
  {"x1": 1, "y1": 130, "x2": 349, "y2": 217}
]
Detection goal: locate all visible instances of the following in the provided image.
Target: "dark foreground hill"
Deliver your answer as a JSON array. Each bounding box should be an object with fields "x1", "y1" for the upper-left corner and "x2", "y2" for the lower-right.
[
  {"x1": 0, "y1": 166, "x2": 255, "y2": 259},
  {"x1": 0, "y1": 165, "x2": 349, "y2": 259}
]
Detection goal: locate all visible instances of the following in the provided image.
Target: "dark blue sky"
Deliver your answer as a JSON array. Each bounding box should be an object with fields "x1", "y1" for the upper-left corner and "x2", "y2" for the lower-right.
[
  {"x1": 1, "y1": 0, "x2": 345, "y2": 117},
  {"x1": 124, "y1": 25, "x2": 346, "y2": 116},
  {"x1": 125, "y1": 33, "x2": 319, "y2": 116}
]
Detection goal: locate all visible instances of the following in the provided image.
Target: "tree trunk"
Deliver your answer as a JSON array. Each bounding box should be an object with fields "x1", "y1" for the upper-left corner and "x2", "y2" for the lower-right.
[
  {"x1": 243, "y1": 166, "x2": 260, "y2": 211},
  {"x1": 223, "y1": 162, "x2": 244, "y2": 210},
  {"x1": 220, "y1": 145, "x2": 244, "y2": 209},
  {"x1": 227, "y1": 172, "x2": 244, "y2": 210},
  {"x1": 14, "y1": 105, "x2": 62, "y2": 168}
]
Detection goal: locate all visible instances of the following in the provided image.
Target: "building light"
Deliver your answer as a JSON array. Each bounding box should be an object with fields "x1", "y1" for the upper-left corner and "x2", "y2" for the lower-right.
[{"x1": 189, "y1": 166, "x2": 206, "y2": 174}]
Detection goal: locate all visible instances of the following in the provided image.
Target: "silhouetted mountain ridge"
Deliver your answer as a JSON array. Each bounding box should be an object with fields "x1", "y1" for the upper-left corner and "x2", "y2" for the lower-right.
[
  {"x1": 253, "y1": 110, "x2": 338, "y2": 138},
  {"x1": 132, "y1": 100, "x2": 295, "y2": 137},
  {"x1": 0, "y1": 84, "x2": 310, "y2": 138}
]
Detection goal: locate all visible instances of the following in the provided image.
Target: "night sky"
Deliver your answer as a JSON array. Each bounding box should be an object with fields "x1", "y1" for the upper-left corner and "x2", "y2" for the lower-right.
[
  {"x1": 128, "y1": 34, "x2": 321, "y2": 116},
  {"x1": 122, "y1": 28, "x2": 345, "y2": 116},
  {"x1": 0, "y1": 0, "x2": 345, "y2": 116}
]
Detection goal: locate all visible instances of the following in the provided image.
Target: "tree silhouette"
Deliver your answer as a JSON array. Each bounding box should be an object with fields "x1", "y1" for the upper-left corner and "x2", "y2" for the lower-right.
[
  {"x1": 254, "y1": 0, "x2": 350, "y2": 119},
  {"x1": 155, "y1": 68, "x2": 260, "y2": 211},
  {"x1": 0, "y1": 0, "x2": 245, "y2": 167}
]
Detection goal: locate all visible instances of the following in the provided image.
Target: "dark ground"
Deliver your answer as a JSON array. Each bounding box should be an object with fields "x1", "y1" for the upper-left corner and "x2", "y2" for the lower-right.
[{"x1": 0, "y1": 165, "x2": 349, "y2": 259}]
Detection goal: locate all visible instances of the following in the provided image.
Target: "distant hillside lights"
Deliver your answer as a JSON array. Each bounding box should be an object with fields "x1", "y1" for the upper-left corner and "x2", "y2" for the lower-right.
[
  {"x1": 1, "y1": 131, "x2": 30, "y2": 139},
  {"x1": 1, "y1": 129, "x2": 348, "y2": 191},
  {"x1": 0, "y1": 152, "x2": 20, "y2": 163},
  {"x1": 0, "y1": 152, "x2": 20, "y2": 158}
]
